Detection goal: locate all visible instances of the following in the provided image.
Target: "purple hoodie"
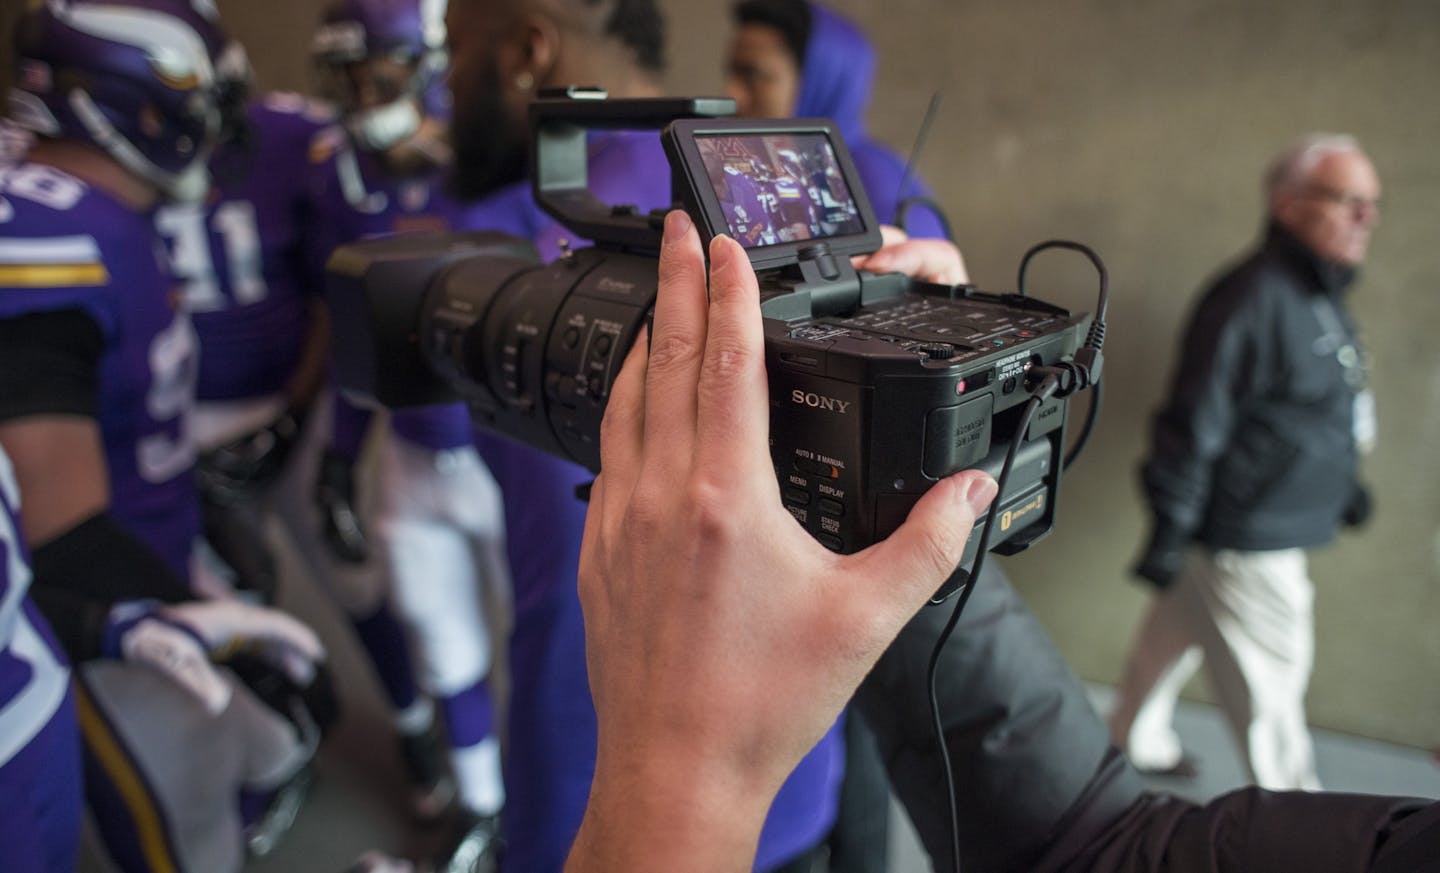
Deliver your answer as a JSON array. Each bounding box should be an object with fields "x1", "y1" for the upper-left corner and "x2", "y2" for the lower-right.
[{"x1": 796, "y1": 3, "x2": 948, "y2": 239}]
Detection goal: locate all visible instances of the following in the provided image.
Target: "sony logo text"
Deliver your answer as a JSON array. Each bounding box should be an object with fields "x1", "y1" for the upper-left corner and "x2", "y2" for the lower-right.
[{"x1": 791, "y1": 389, "x2": 851, "y2": 414}]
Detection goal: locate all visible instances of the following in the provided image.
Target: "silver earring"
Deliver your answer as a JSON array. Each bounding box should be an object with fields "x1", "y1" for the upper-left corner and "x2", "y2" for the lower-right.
[{"x1": 514, "y1": 71, "x2": 534, "y2": 91}]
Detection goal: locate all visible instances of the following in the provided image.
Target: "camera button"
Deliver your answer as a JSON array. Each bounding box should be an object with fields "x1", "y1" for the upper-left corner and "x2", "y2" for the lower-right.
[
  {"x1": 817, "y1": 533, "x2": 844, "y2": 552},
  {"x1": 563, "y1": 327, "x2": 581, "y2": 348},
  {"x1": 784, "y1": 486, "x2": 811, "y2": 506},
  {"x1": 818, "y1": 498, "x2": 844, "y2": 518}
]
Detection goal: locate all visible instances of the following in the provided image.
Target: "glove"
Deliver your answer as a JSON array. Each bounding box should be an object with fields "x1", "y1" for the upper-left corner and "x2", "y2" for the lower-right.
[
  {"x1": 197, "y1": 405, "x2": 307, "y2": 504},
  {"x1": 315, "y1": 447, "x2": 370, "y2": 563},
  {"x1": 103, "y1": 599, "x2": 325, "y2": 716},
  {"x1": 1341, "y1": 481, "x2": 1373, "y2": 529},
  {"x1": 1132, "y1": 523, "x2": 1188, "y2": 591}
]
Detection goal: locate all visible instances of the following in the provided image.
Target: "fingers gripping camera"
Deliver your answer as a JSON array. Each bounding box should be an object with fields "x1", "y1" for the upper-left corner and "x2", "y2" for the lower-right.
[{"x1": 326, "y1": 93, "x2": 1091, "y2": 599}]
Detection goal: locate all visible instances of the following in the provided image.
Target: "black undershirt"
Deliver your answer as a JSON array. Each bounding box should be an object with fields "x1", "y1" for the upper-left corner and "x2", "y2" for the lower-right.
[{"x1": 0, "y1": 308, "x2": 103, "y2": 422}]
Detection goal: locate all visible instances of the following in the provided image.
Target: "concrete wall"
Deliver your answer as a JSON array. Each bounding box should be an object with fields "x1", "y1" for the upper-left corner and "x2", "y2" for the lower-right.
[
  {"x1": 682, "y1": 0, "x2": 1440, "y2": 750},
  {"x1": 10, "y1": 0, "x2": 1435, "y2": 747}
]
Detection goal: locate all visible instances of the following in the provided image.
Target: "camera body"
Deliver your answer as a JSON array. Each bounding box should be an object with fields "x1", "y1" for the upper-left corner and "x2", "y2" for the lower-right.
[{"x1": 327, "y1": 93, "x2": 1088, "y2": 598}]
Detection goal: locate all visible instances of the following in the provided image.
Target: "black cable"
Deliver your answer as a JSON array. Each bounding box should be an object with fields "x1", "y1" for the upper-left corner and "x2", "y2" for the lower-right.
[
  {"x1": 1018, "y1": 240, "x2": 1108, "y2": 402},
  {"x1": 895, "y1": 195, "x2": 956, "y2": 243},
  {"x1": 923, "y1": 241, "x2": 1112, "y2": 871},
  {"x1": 926, "y1": 386, "x2": 1050, "y2": 873},
  {"x1": 1016, "y1": 239, "x2": 1109, "y2": 327},
  {"x1": 1063, "y1": 377, "x2": 1103, "y2": 471}
]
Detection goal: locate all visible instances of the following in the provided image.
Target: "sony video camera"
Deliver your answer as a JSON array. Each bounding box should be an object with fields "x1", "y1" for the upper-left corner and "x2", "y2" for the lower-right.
[{"x1": 327, "y1": 92, "x2": 1092, "y2": 599}]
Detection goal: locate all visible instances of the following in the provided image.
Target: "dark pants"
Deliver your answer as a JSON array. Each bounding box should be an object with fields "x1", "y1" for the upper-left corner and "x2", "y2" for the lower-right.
[
  {"x1": 826, "y1": 711, "x2": 891, "y2": 873},
  {"x1": 856, "y1": 561, "x2": 1437, "y2": 873}
]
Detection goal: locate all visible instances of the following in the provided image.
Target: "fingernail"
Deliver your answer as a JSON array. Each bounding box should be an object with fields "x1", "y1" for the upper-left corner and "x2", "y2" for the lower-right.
[
  {"x1": 709, "y1": 234, "x2": 733, "y2": 271},
  {"x1": 665, "y1": 209, "x2": 691, "y2": 240},
  {"x1": 963, "y1": 474, "x2": 998, "y2": 516}
]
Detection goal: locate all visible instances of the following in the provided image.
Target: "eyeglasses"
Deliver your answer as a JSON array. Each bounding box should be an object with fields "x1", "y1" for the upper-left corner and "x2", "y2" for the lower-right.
[{"x1": 1299, "y1": 184, "x2": 1382, "y2": 213}]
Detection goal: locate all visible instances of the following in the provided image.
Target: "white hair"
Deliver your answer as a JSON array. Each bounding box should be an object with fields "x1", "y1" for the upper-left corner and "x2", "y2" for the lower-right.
[{"x1": 1264, "y1": 132, "x2": 1363, "y2": 199}]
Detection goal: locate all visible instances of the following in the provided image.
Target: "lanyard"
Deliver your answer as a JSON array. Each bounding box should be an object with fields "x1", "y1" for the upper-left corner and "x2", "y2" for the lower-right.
[{"x1": 1310, "y1": 296, "x2": 1368, "y2": 391}]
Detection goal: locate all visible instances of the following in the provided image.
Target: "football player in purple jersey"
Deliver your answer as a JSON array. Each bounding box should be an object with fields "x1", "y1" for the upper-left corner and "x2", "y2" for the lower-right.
[
  {"x1": 310, "y1": 0, "x2": 529, "y2": 862},
  {"x1": 154, "y1": 83, "x2": 457, "y2": 843},
  {"x1": 0, "y1": 3, "x2": 329, "y2": 871},
  {"x1": 714, "y1": 159, "x2": 779, "y2": 247},
  {"x1": 0, "y1": 443, "x2": 81, "y2": 873},
  {"x1": 155, "y1": 91, "x2": 339, "y2": 605}
]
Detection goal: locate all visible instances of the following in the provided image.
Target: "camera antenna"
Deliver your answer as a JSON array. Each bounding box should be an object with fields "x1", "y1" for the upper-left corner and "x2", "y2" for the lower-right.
[
  {"x1": 894, "y1": 91, "x2": 955, "y2": 241},
  {"x1": 897, "y1": 91, "x2": 941, "y2": 208}
]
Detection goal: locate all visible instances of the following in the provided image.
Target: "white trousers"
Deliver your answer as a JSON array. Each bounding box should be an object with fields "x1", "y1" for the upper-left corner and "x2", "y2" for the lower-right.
[
  {"x1": 1109, "y1": 547, "x2": 1322, "y2": 791},
  {"x1": 378, "y1": 434, "x2": 511, "y2": 813},
  {"x1": 378, "y1": 434, "x2": 511, "y2": 699}
]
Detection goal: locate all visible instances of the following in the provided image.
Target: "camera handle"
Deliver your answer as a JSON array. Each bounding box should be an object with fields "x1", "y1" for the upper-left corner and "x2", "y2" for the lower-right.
[{"x1": 529, "y1": 88, "x2": 736, "y2": 249}]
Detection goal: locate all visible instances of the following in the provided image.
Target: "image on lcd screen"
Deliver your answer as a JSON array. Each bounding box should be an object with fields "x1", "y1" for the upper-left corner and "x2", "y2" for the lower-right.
[{"x1": 696, "y1": 132, "x2": 865, "y2": 248}]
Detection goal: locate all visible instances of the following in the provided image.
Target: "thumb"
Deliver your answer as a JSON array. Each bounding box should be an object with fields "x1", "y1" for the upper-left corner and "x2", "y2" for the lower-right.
[{"x1": 846, "y1": 470, "x2": 998, "y2": 611}]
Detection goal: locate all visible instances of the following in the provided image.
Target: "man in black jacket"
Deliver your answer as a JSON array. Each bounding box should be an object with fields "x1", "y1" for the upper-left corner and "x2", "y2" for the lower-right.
[{"x1": 1110, "y1": 133, "x2": 1381, "y2": 789}]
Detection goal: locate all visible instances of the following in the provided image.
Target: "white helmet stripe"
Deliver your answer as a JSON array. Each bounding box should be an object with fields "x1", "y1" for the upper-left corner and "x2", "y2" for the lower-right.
[{"x1": 60, "y1": 4, "x2": 217, "y2": 88}]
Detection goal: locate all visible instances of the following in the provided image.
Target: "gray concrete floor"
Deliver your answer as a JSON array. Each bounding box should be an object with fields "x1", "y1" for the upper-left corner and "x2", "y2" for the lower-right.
[{"x1": 79, "y1": 545, "x2": 1440, "y2": 872}]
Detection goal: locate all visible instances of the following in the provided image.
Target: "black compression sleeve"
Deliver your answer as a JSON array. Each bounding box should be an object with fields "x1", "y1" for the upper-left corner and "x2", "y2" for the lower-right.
[
  {"x1": 28, "y1": 512, "x2": 192, "y2": 662},
  {"x1": 0, "y1": 309, "x2": 103, "y2": 422}
]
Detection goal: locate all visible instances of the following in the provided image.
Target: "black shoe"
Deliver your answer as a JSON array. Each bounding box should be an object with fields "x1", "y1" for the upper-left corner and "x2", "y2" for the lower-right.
[
  {"x1": 1136, "y1": 754, "x2": 1200, "y2": 779},
  {"x1": 246, "y1": 763, "x2": 316, "y2": 857},
  {"x1": 428, "y1": 811, "x2": 502, "y2": 873},
  {"x1": 399, "y1": 725, "x2": 458, "y2": 822}
]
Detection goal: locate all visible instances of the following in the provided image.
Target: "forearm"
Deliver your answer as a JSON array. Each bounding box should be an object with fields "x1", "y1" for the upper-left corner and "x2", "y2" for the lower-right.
[{"x1": 29, "y1": 512, "x2": 192, "y2": 661}]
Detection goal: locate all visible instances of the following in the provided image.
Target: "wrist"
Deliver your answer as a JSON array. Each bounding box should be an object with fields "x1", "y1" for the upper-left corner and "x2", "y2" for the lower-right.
[
  {"x1": 1134, "y1": 522, "x2": 1189, "y2": 589},
  {"x1": 102, "y1": 600, "x2": 158, "y2": 659},
  {"x1": 568, "y1": 739, "x2": 778, "y2": 872}
]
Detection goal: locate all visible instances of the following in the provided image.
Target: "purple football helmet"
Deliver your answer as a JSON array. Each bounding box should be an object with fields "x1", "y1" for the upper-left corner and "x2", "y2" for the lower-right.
[
  {"x1": 9, "y1": 0, "x2": 251, "y2": 202},
  {"x1": 312, "y1": 0, "x2": 450, "y2": 151}
]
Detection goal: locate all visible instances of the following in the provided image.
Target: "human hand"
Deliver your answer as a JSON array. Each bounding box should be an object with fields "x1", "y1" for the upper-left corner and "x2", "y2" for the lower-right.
[
  {"x1": 103, "y1": 599, "x2": 325, "y2": 715},
  {"x1": 315, "y1": 447, "x2": 370, "y2": 563},
  {"x1": 1132, "y1": 524, "x2": 1187, "y2": 591},
  {"x1": 567, "y1": 211, "x2": 997, "y2": 870},
  {"x1": 1340, "y1": 481, "x2": 1373, "y2": 528},
  {"x1": 851, "y1": 224, "x2": 970, "y2": 284}
]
